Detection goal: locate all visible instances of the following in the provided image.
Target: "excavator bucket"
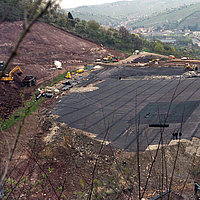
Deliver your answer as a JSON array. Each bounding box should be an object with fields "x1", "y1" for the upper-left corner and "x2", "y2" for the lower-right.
[{"x1": 17, "y1": 72, "x2": 22, "y2": 76}]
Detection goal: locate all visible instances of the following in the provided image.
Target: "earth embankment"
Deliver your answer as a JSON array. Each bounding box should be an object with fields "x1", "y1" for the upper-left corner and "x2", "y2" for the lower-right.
[{"x1": 0, "y1": 21, "x2": 125, "y2": 118}]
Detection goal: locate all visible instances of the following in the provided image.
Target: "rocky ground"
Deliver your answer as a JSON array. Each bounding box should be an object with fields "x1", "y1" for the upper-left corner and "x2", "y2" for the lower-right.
[{"x1": 1, "y1": 97, "x2": 200, "y2": 199}]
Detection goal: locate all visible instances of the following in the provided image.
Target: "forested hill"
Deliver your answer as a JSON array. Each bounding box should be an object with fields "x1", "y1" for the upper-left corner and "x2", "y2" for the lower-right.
[
  {"x1": 130, "y1": 1, "x2": 200, "y2": 30},
  {"x1": 1, "y1": 0, "x2": 197, "y2": 58},
  {"x1": 66, "y1": 0, "x2": 200, "y2": 27}
]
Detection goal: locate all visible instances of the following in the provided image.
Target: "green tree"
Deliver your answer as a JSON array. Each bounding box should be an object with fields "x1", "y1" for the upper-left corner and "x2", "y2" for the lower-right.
[
  {"x1": 154, "y1": 42, "x2": 165, "y2": 54},
  {"x1": 88, "y1": 20, "x2": 100, "y2": 31},
  {"x1": 119, "y1": 26, "x2": 130, "y2": 42}
]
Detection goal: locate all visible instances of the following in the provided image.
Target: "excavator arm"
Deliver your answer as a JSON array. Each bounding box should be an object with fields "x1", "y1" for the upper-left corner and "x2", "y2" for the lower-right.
[
  {"x1": 9, "y1": 66, "x2": 23, "y2": 76},
  {"x1": 1, "y1": 66, "x2": 23, "y2": 81}
]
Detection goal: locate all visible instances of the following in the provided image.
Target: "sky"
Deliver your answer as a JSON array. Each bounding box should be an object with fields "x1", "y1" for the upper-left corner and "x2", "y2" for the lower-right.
[{"x1": 59, "y1": 0, "x2": 123, "y2": 9}]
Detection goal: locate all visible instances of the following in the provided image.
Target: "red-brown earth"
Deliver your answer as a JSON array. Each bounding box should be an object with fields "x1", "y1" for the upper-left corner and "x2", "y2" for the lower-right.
[{"x1": 0, "y1": 21, "x2": 126, "y2": 118}]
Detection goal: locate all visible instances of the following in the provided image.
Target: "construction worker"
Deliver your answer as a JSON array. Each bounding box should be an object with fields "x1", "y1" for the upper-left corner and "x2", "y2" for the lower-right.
[
  {"x1": 179, "y1": 132, "x2": 182, "y2": 140},
  {"x1": 172, "y1": 132, "x2": 176, "y2": 140},
  {"x1": 172, "y1": 131, "x2": 178, "y2": 140},
  {"x1": 175, "y1": 131, "x2": 178, "y2": 140}
]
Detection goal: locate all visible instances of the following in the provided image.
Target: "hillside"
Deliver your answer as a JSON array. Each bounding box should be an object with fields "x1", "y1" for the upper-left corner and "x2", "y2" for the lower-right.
[
  {"x1": 66, "y1": 0, "x2": 200, "y2": 27},
  {"x1": 0, "y1": 21, "x2": 125, "y2": 118},
  {"x1": 131, "y1": 2, "x2": 200, "y2": 29}
]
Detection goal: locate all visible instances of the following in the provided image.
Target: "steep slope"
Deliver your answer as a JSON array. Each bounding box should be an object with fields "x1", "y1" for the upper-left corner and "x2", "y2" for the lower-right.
[{"x1": 0, "y1": 21, "x2": 125, "y2": 118}]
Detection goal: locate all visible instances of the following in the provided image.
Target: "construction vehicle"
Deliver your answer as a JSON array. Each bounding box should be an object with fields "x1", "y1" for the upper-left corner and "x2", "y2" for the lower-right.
[
  {"x1": 168, "y1": 55, "x2": 175, "y2": 59},
  {"x1": 181, "y1": 56, "x2": 188, "y2": 60},
  {"x1": 184, "y1": 63, "x2": 198, "y2": 71},
  {"x1": 54, "y1": 60, "x2": 62, "y2": 70},
  {"x1": 36, "y1": 90, "x2": 54, "y2": 100},
  {"x1": 21, "y1": 75, "x2": 37, "y2": 87},
  {"x1": 112, "y1": 56, "x2": 119, "y2": 62},
  {"x1": 1, "y1": 65, "x2": 23, "y2": 81},
  {"x1": 76, "y1": 69, "x2": 84, "y2": 73},
  {"x1": 95, "y1": 58, "x2": 101, "y2": 62},
  {"x1": 103, "y1": 55, "x2": 119, "y2": 62},
  {"x1": 103, "y1": 55, "x2": 113, "y2": 62},
  {"x1": 149, "y1": 59, "x2": 159, "y2": 64},
  {"x1": 134, "y1": 50, "x2": 139, "y2": 55},
  {"x1": 103, "y1": 56, "x2": 111, "y2": 63}
]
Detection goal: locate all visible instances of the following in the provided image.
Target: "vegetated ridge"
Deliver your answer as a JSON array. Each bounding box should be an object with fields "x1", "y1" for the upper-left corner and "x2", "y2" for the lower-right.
[
  {"x1": 130, "y1": 2, "x2": 200, "y2": 29},
  {"x1": 66, "y1": 0, "x2": 199, "y2": 27}
]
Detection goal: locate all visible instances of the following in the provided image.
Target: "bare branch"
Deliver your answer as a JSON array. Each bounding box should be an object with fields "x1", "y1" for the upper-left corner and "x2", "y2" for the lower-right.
[
  {"x1": 0, "y1": 97, "x2": 25, "y2": 185},
  {"x1": 1, "y1": 0, "x2": 54, "y2": 77},
  {"x1": 141, "y1": 77, "x2": 182, "y2": 198},
  {"x1": 167, "y1": 107, "x2": 185, "y2": 200}
]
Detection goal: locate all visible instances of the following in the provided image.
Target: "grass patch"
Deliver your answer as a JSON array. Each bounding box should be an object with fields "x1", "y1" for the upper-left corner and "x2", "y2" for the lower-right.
[
  {"x1": 48, "y1": 71, "x2": 68, "y2": 87},
  {"x1": 1, "y1": 96, "x2": 44, "y2": 131},
  {"x1": 1, "y1": 70, "x2": 71, "y2": 130}
]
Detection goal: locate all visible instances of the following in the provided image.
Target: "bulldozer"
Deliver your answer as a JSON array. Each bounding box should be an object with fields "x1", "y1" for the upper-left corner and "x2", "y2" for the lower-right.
[
  {"x1": 1, "y1": 65, "x2": 23, "y2": 81},
  {"x1": 184, "y1": 63, "x2": 198, "y2": 71},
  {"x1": 103, "y1": 55, "x2": 112, "y2": 63},
  {"x1": 103, "y1": 55, "x2": 119, "y2": 63}
]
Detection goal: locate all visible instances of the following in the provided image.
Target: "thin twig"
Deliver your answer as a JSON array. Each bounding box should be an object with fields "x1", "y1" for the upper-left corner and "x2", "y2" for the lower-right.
[
  {"x1": 0, "y1": 97, "x2": 25, "y2": 185},
  {"x1": 1, "y1": 0, "x2": 54, "y2": 77},
  {"x1": 141, "y1": 78, "x2": 181, "y2": 198},
  {"x1": 87, "y1": 101, "x2": 114, "y2": 200},
  {"x1": 135, "y1": 88, "x2": 141, "y2": 200},
  {"x1": 178, "y1": 145, "x2": 199, "y2": 200},
  {"x1": 23, "y1": 145, "x2": 59, "y2": 198},
  {"x1": 167, "y1": 107, "x2": 185, "y2": 200}
]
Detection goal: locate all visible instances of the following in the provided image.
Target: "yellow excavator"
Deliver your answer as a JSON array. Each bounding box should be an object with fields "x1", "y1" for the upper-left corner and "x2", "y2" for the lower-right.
[
  {"x1": 1, "y1": 65, "x2": 23, "y2": 81},
  {"x1": 184, "y1": 63, "x2": 198, "y2": 71}
]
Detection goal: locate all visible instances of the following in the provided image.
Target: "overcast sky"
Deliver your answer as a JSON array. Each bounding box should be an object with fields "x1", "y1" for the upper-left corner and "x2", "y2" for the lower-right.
[{"x1": 59, "y1": 0, "x2": 123, "y2": 9}]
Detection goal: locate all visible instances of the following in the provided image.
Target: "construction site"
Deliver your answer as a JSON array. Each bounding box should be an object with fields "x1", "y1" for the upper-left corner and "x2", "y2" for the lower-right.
[{"x1": 1, "y1": 21, "x2": 200, "y2": 199}]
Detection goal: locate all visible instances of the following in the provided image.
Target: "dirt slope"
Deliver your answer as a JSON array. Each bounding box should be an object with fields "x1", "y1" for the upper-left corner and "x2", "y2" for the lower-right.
[{"x1": 0, "y1": 21, "x2": 125, "y2": 118}]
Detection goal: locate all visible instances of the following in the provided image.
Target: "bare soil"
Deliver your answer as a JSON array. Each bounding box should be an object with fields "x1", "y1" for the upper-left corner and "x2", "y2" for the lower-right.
[
  {"x1": 1, "y1": 21, "x2": 200, "y2": 199},
  {"x1": 2, "y1": 102, "x2": 199, "y2": 199},
  {"x1": 0, "y1": 21, "x2": 126, "y2": 118}
]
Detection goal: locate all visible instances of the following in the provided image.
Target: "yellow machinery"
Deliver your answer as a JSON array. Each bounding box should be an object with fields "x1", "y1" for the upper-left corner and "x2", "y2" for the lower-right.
[
  {"x1": 103, "y1": 56, "x2": 110, "y2": 62},
  {"x1": 76, "y1": 69, "x2": 84, "y2": 73},
  {"x1": 103, "y1": 55, "x2": 115, "y2": 62},
  {"x1": 1, "y1": 66, "x2": 23, "y2": 81},
  {"x1": 65, "y1": 72, "x2": 72, "y2": 79},
  {"x1": 184, "y1": 63, "x2": 198, "y2": 71},
  {"x1": 149, "y1": 59, "x2": 159, "y2": 64}
]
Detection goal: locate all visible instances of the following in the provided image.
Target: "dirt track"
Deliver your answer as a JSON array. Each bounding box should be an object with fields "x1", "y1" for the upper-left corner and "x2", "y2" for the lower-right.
[
  {"x1": 111, "y1": 52, "x2": 200, "y2": 66},
  {"x1": 0, "y1": 21, "x2": 125, "y2": 118}
]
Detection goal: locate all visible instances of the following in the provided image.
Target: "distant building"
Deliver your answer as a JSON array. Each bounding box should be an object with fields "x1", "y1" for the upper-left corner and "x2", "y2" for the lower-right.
[
  {"x1": 185, "y1": 29, "x2": 191, "y2": 33},
  {"x1": 160, "y1": 39, "x2": 176, "y2": 44},
  {"x1": 193, "y1": 31, "x2": 200, "y2": 36},
  {"x1": 184, "y1": 33, "x2": 190, "y2": 37},
  {"x1": 133, "y1": 28, "x2": 147, "y2": 33}
]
